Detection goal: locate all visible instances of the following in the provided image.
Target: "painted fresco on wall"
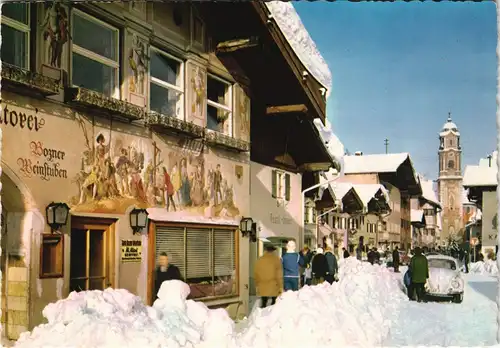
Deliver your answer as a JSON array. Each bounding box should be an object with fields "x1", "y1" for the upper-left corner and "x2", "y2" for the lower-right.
[
  {"x1": 69, "y1": 116, "x2": 240, "y2": 218},
  {"x1": 41, "y1": 2, "x2": 70, "y2": 68},
  {"x1": 235, "y1": 84, "x2": 250, "y2": 142},
  {"x1": 128, "y1": 31, "x2": 149, "y2": 96},
  {"x1": 186, "y1": 61, "x2": 206, "y2": 127}
]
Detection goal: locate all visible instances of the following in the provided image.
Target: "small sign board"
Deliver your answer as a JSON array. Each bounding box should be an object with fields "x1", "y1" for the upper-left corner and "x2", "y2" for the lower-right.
[
  {"x1": 470, "y1": 237, "x2": 479, "y2": 246},
  {"x1": 121, "y1": 240, "x2": 142, "y2": 263}
]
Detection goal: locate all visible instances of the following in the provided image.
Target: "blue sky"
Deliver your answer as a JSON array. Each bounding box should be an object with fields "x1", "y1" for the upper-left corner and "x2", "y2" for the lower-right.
[{"x1": 294, "y1": 2, "x2": 497, "y2": 179}]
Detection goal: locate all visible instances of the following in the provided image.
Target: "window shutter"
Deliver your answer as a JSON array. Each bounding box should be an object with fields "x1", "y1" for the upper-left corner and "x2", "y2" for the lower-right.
[
  {"x1": 155, "y1": 226, "x2": 186, "y2": 278},
  {"x1": 271, "y1": 170, "x2": 277, "y2": 198},
  {"x1": 284, "y1": 173, "x2": 291, "y2": 201},
  {"x1": 186, "y1": 228, "x2": 211, "y2": 279},
  {"x1": 213, "y1": 229, "x2": 236, "y2": 277}
]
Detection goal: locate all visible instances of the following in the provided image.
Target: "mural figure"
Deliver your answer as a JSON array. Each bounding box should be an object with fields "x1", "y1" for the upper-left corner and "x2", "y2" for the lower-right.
[
  {"x1": 190, "y1": 164, "x2": 205, "y2": 206},
  {"x1": 238, "y1": 89, "x2": 250, "y2": 138},
  {"x1": 171, "y1": 162, "x2": 182, "y2": 207},
  {"x1": 128, "y1": 34, "x2": 149, "y2": 95},
  {"x1": 191, "y1": 66, "x2": 205, "y2": 118},
  {"x1": 162, "y1": 167, "x2": 176, "y2": 212},
  {"x1": 179, "y1": 158, "x2": 192, "y2": 207},
  {"x1": 41, "y1": 2, "x2": 70, "y2": 68},
  {"x1": 211, "y1": 164, "x2": 223, "y2": 206}
]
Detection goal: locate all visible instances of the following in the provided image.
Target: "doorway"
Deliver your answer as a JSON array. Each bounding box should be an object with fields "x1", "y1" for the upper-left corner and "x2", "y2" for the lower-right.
[{"x1": 70, "y1": 219, "x2": 115, "y2": 292}]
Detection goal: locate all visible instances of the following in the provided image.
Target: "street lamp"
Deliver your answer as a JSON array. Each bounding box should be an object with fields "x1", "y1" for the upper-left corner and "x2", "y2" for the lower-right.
[
  {"x1": 130, "y1": 207, "x2": 149, "y2": 235},
  {"x1": 239, "y1": 217, "x2": 254, "y2": 237},
  {"x1": 45, "y1": 202, "x2": 70, "y2": 233}
]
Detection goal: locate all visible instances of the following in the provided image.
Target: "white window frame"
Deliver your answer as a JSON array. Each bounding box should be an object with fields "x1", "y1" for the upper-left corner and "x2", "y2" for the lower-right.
[
  {"x1": 275, "y1": 171, "x2": 286, "y2": 199},
  {"x1": 70, "y1": 9, "x2": 120, "y2": 98},
  {"x1": 1, "y1": 4, "x2": 30, "y2": 69},
  {"x1": 149, "y1": 47, "x2": 185, "y2": 119},
  {"x1": 207, "y1": 74, "x2": 233, "y2": 136}
]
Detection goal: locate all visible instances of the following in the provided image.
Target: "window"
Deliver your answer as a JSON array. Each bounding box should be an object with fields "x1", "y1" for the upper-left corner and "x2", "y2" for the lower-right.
[
  {"x1": 207, "y1": 75, "x2": 232, "y2": 135},
  {"x1": 71, "y1": 10, "x2": 119, "y2": 97},
  {"x1": 150, "y1": 48, "x2": 184, "y2": 118},
  {"x1": 40, "y1": 234, "x2": 64, "y2": 278},
  {"x1": 1, "y1": 4, "x2": 30, "y2": 69},
  {"x1": 304, "y1": 207, "x2": 314, "y2": 224},
  {"x1": 272, "y1": 170, "x2": 291, "y2": 201},
  {"x1": 424, "y1": 209, "x2": 434, "y2": 216},
  {"x1": 155, "y1": 226, "x2": 237, "y2": 299}
]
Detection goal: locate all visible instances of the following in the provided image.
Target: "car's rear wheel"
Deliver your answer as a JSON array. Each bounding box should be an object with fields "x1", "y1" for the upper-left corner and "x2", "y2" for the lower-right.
[{"x1": 452, "y1": 293, "x2": 463, "y2": 304}]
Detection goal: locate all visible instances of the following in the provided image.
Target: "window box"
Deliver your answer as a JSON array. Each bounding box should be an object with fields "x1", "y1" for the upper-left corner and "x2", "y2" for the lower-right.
[
  {"x1": 1, "y1": 63, "x2": 61, "y2": 96},
  {"x1": 65, "y1": 86, "x2": 145, "y2": 121},
  {"x1": 205, "y1": 129, "x2": 250, "y2": 152},
  {"x1": 39, "y1": 234, "x2": 64, "y2": 279},
  {"x1": 145, "y1": 111, "x2": 204, "y2": 138}
]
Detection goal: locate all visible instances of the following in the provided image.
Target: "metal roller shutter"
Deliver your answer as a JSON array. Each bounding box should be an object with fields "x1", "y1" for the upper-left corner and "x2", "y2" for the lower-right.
[
  {"x1": 213, "y1": 228, "x2": 235, "y2": 277},
  {"x1": 186, "y1": 227, "x2": 212, "y2": 279},
  {"x1": 155, "y1": 226, "x2": 186, "y2": 278}
]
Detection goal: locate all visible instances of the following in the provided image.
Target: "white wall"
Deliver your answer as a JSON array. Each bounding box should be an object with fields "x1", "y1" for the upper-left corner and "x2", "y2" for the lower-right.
[
  {"x1": 250, "y1": 162, "x2": 303, "y2": 242},
  {"x1": 481, "y1": 190, "x2": 497, "y2": 250}
]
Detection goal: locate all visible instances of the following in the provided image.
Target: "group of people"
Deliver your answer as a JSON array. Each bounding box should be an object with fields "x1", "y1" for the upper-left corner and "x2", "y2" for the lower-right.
[{"x1": 254, "y1": 241, "x2": 339, "y2": 308}]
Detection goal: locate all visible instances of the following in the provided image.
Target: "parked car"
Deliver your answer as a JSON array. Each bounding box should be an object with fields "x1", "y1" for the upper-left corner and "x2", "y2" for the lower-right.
[{"x1": 425, "y1": 255, "x2": 464, "y2": 303}]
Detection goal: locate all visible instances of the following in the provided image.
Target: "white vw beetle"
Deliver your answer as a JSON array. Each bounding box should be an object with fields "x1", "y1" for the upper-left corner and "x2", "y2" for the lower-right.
[{"x1": 425, "y1": 255, "x2": 464, "y2": 303}]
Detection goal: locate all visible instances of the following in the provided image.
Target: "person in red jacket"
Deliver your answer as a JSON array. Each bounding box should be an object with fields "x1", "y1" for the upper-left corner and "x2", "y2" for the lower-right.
[{"x1": 162, "y1": 167, "x2": 176, "y2": 212}]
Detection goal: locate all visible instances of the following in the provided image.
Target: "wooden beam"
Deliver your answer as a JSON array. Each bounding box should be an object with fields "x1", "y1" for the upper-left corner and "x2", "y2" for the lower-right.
[
  {"x1": 266, "y1": 104, "x2": 308, "y2": 115},
  {"x1": 216, "y1": 37, "x2": 259, "y2": 54}
]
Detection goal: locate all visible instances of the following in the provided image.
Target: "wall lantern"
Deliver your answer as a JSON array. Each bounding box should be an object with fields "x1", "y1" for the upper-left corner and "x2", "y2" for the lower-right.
[
  {"x1": 239, "y1": 217, "x2": 257, "y2": 242},
  {"x1": 130, "y1": 207, "x2": 149, "y2": 235},
  {"x1": 45, "y1": 202, "x2": 70, "y2": 233}
]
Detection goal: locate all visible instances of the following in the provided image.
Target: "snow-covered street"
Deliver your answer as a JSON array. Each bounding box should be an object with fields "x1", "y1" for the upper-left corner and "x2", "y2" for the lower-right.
[
  {"x1": 385, "y1": 266, "x2": 497, "y2": 346},
  {"x1": 11, "y1": 258, "x2": 498, "y2": 348}
]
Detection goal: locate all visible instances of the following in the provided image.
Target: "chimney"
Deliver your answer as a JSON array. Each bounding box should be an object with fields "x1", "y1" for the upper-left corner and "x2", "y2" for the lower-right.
[
  {"x1": 487, "y1": 154, "x2": 492, "y2": 167},
  {"x1": 354, "y1": 151, "x2": 363, "y2": 156}
]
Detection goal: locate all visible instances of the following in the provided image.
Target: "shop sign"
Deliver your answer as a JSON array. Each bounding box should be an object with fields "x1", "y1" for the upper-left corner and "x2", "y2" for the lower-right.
[
  {"x1": 121, "y1": 240, "x2": 142, "y2": 263},
  {"x1": 269, "y1": 212, "x2": 293, "y2": 225},
  {"x1": 1, "y1": 103, "x2": 46, "y2": 132},
  {"x1": 17, "y1": 141, "x2": 68, "y2": 181}
]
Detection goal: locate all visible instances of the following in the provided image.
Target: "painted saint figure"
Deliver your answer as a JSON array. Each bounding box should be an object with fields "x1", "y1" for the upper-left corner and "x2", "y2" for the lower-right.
[
  {"x1": 162, "y1": 167, "x2": 176, "y2": 212},
  {"x1": 190, "y1": 164, "x2": 204, "y2": 206},
  {"x1": 41, "y1": 2, "x2": 70, "y2": 68},
  {"x1": 171, "y1": 162, "x2": 182, "y2": 207},
  {"x1": 212, "y1": 164, "x2": 223, "y2": 206},
  {"x1": 191, "y1": 66, "x2": 205, "y2": 118},
  {"x1": 179, "y1": 158, "x2": 191, "y2": 207}
]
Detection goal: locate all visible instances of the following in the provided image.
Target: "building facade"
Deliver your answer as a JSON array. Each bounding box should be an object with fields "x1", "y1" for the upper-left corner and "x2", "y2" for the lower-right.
[
  {"x1": 437, "y1": 114, "x2": 463, "y2": 244},
  {"x1": 0, "y1": 2, "x2": 317, "y2": 339}
]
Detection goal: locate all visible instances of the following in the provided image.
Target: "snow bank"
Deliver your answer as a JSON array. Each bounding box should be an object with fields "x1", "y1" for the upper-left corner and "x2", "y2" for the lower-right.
[
  {"x1": 469, "y1": 260, "x2": 498, "y2": 276},
  {"x1": 15, "y1": 259, "x2": 407, "y2": 348},
  {"x1": 14, "y1": 281, "x2": 235, "y2": 348},
  {"x1": 235, "y1": 257, "x2": 406, "y2": 348}
]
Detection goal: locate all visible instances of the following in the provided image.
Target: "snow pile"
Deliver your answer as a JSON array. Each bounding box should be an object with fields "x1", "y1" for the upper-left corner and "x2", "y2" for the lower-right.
[
  {"x1": 469, "y1": 260, "x2": 499, "y2": 276},
  {"x1": 14, "y1": 281, "x2": 235, "y2": 348},
  {"x1": 235, "y1": 257, "x2": 406, "y2": 348}
]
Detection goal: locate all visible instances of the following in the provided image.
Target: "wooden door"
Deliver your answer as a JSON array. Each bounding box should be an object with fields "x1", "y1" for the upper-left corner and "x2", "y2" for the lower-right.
[{"x1": 70, "y1": 220, "x2": 115, "y2": 292}]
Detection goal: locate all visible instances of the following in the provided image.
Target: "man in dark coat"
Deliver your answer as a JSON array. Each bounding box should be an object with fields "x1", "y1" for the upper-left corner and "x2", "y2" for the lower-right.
[
  {"x1": 154, "y1": 252, "x2": 183, "y2": 300},
  {"x1": 343, "y1": 247, "x2": 350, "y2": 258},
  {"x1": 392, "y1": 246, "x2": 400, "y2": 273},
  {"x1": 408, "y1": 247, "x2": 429, "y2": 303},
  {"x1": 367, "y1": 248, "x2": 375, "y2": 265},
  {"x1": 324, "y1": 246, "x2": 338, "y2": 284},
  {"x1": 311, "y1": 248, "x2": 329, "y2": 285}
]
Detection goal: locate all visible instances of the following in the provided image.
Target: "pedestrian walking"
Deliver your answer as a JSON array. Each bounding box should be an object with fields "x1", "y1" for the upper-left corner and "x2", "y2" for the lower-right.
[
  {"x1": 254, "y1": 245, "x2": 283, "y2": 308},
  {"x1": 154, "y1": 252, "x2": 183, "y2": 300},
  {"x1": 324, "y1": 246, "x2": 338, "y2": 284},
  {"x1": 392, "y1": 246, "x2": 400, "y2": 273},
  {"x1": 281, "y1": 240, "x2": 304, "y2": 291},
  {"x1": 367, "y1": 248, "x2": 375, "y2": 265},
  {"x1": 311, "y1": 248, "x2": 329, "y2": 285},
  {"x1": 408, "y1": 247, "x2": 429, "y2": 303},
  {"x1": 463, "y1": 249, "x2": 469, "y2": 273}
]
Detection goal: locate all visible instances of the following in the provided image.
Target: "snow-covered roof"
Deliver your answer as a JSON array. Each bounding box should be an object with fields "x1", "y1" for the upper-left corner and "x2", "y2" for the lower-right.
[
  {"x1": 436, "y1": 211, "x2": 442, "y2": 230},
  {"x1": 463, "y1": 165, "x2": 497, "y2": 187},
  {"x1": 419, "y1": 177, "x2": 441, "y2": 208},
  {"x1": 411, "y1": 209, "x2": 424, "y2": 223},
  {"x1": 462, "y1": 188, "x2": 473, "y2": 205},
  {"x1": 352, "y1": 184, "x2": 390, "y2": 208},
  {"x1": 266, "y1": 2, "x2": 332, "y2": 98},
  {"x1": 314, "y1": 119, "x2": 345, "y2": 174},
  {"x1": 343, "y1": 153, "x2": 412, "y2": 175},
  {"x1": 331, "y1": 182, "x2": 354, "y2": 201}
]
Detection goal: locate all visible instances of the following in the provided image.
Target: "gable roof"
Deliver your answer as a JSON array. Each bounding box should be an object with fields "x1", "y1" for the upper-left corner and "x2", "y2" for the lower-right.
[
  {"x1": 463, "y1": 165, "x2": 497, "y2": 187},
  {"x1": 411, "y1": 209, "x2": 424, "y2": 223},
  {"x1": 343, "y1": 153, "x2": 411, "y2": 174},
  {"x1": 353, "y1": 184, "x2": 390, "y2": 208},
  {"x1": 419, "y1": 177, "x2": 441, "y2": 208}
]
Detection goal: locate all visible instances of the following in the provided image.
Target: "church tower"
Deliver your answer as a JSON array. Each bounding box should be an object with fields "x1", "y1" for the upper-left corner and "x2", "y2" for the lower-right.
[{"x1": 437, "y1": 113, "x2": 463, "y2": 245}]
